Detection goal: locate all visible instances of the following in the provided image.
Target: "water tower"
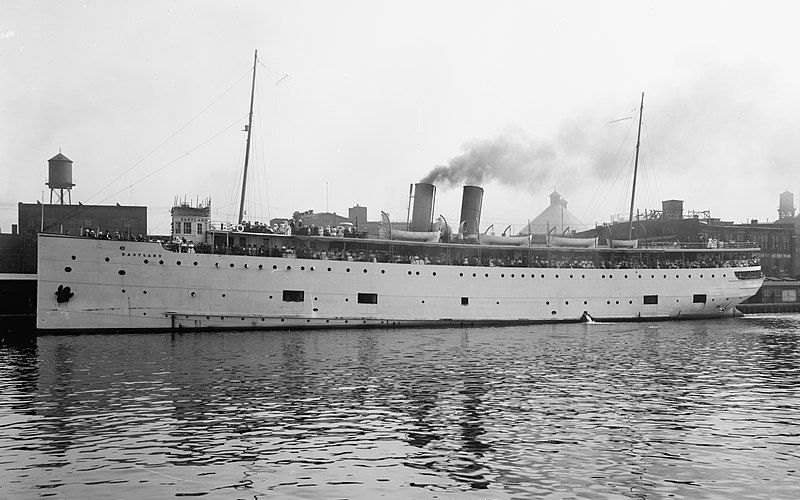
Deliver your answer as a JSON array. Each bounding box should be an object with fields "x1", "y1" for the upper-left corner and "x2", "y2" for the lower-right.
[
  {"x1": 778, "y1": 190, "x2": 795, "y2": 220},
  {"x1": 47, "y1": 152, "x2": 75, "y2": 205}
]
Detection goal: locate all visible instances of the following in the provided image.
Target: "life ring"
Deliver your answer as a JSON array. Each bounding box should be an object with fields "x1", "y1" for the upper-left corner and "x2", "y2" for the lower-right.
[{"x1": 235, "y1": 224, "x2": 244, "y2": 232}]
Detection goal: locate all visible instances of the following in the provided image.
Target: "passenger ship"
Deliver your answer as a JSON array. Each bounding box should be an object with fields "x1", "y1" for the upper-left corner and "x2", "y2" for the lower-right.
[
  {"x1": 34, "y1": 55, "x2": 765, "y2": 331},
  {"x1": 36, "y1": 227, "x2": 764, "y2": 331}
]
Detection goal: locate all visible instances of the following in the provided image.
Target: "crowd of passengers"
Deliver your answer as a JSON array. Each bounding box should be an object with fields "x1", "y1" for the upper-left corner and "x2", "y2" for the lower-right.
[
  {"x1": 234, "y1": 219, "x2": 367, "y2": 238},
  {"x1": 193, "y1": 243, "x2": 759, "y2": 269},
  {"x1": 80, "y1": 228, "x2": 149, "y2": 241}
]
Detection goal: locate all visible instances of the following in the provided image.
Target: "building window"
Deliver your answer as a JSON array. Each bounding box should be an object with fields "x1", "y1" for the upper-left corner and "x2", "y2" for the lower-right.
[
  {"x1": 183, "y1": 222, "x2": 192, "y2": 234},
  {"x1": 461, "y1": 297, "x2": 469, "y2": 306},
  {"x1": 282, "y1": 290, "x2": 304, "y2": 302},
  {"x1": 357, "y1": 293, "x2": 378, "y2": 304},
  {"x1": 175, "y1": 221, "x2": 181, "y2": 234},
  {"x1": 197, "y1": 222, "x2": 203, "y2": 234},
  {"x1": 693, "y1": 294, "x2": 707, "y2": 303},
  {"x1": 643, "y1": 295, "x2": 658, "y2": 305}
]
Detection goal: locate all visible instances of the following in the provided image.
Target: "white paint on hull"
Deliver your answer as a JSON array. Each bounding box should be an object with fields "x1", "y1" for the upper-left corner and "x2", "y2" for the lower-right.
[{"x1": 36, "y1": 235, "x2": 764, "y2": 330}]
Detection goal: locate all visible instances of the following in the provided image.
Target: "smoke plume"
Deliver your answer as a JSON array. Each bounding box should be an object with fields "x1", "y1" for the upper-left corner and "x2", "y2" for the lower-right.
[{"x1": 420, "y1": 122, "x2": 615, "y2": 190}]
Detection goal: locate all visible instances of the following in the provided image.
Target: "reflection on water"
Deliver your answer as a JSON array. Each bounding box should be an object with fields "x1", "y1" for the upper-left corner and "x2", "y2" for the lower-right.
[{"x1": 1, "y1": 316, "x2": 800, "y2": 499}]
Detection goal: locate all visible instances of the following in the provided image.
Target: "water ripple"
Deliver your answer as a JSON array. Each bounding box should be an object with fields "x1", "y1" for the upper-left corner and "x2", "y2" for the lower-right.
[{"x1": 1, "y1": 316, "x2": 800, "y2": 498}]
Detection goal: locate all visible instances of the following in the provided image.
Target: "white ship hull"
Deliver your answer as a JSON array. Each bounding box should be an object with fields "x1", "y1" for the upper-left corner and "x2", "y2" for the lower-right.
[{"x1": 36, "y1": 234, "x2": 764, "y2": 331}]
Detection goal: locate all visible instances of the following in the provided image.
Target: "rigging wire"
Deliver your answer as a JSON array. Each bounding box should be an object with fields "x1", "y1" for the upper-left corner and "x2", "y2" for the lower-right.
[
  {"x1": 580, "y1": 107, "x2": 638, "y2": 224},
  {"x1": 44, "y1": 113, "x2": 248, "y2": 231},
  {"x1": 643, "y1": 120, "x2": 662, "y2": 204},
  {"x1": 85, "y1": 69, "x2": 251, "y2": 205}
]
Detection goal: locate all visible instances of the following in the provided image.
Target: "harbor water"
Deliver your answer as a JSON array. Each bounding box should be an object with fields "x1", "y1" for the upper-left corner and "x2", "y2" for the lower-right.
[{"x1": 1, "y1": 316, "x2": 799, "y2": 499}]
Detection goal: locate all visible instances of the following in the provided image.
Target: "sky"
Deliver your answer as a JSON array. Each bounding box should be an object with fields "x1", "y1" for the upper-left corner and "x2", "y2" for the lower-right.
[{"x1": 2, "y1": 0, "x2": 800, "y2": 234}]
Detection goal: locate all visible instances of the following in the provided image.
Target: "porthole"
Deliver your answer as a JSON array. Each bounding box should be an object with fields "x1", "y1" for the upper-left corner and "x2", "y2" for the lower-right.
[
  {"x1": 521, "y1": 274, "x2": 525, "y2": 278},
  {"x1": 301, "y1": 266, "x2": 306, "y2": 271},
  {"x1": 65, "y1": 267, "x2": 72, "y2": 272},
  {"x1": 191, "y1": 292, "x2": 196, "y2": 297},
  {"x1": 408, "y1": 271, "x2": 412, "y2": 275},
  {"x1": 121, "y1": 289, "x2": 126, "y2": 294},
  {"x1": 310, "y1": 266, "x2": 315, "y2": 271},
  {"x1": 307, "y1": 319, "x2": 311, "y2": 323},
  {"x1": 244, "y1": 264, "x2": 249, "y2": 269},
  {"x1": 142, "y1": 312, "x2": 146, "y2": 316},
  {"x1": 615, "y1": 300, "x2": 619, "y2": 304},
  {"x1": 144, "y1": 259, "x2": 149, "y2": 264},
  {"x1": 119, "y1": 246, "x2": 125, "y2": 251},
  {"x1": 501, "y1": 274, "x2": 505, "y2": 278},
  {"x1": 258, "y1": 264, "x2": 263, "y2": 269},
  {"x1": 314, "y1": 297, "x2": 318, "y2": 301},
  {"x1": 688, "y1": 274, "x2": 692, "y2": 278},
  {"x1": 363, "y1": 269, "x2": 368, "y2": 273},
  {"x1": 432, "y1": 272, "x2": 437, "y2": 276},
  {"x1": 546, "y1": 301, "x2": 550, "y2": 305},
  {"x1": 583, "y1": 300, "x2": 587, "y2": 305},
  {"x1": 565, "y1": 301, "x2": 569, "y2": 305},
  {"x1": 511, "y1": 274, "x2": 515, "y2": 278},
  {"x1": 193, "y1": 262, "x2": 198, "y2": 266},
  {"x1": 281, "y1": 318, "x2": 285, "y2": 322},
  {"x1": 700, "y1": 274, "x2": 704, "y2": 278},
  {"x1": 269, "y1": 295, "x2": 273, "y2": 299},
  {"x1": 422, "y1": 300, "x2": 426, "y2": 304},
  {"x1": 287, "y1": 266, "x2": 292, "y2": 270},
  {"x1": 651, "y1": 275, "x2": 654, "y2": 278},
  {"x1": 541, "y1": 274, "x2": 545, "y2": 278},
  {"x1": 582, "y1": 275, "x2": 585, "y2": 278},
  {"x1": 221, "y1": 293, "x2": 226, "y2": 297},
  {"x1": 712, "y1": 274, "x2": 715, "y2": 278},
  {"x1": 624, "y1": 275, "x2": 628, "y2": 279},
  {"x1": 261, "y1": 318, "x2": 265, "y2": 322},
  {"x1": 118, "y1": 270, "x2": 125, "y2": 275},
  {"x1": 555, "y1": 274, "x2": 559, "y2": 278},
  {"x1": 327, "y1": 267, "x2": 332, "y2": 272},
  {"x1": 602, "y1": 275, "x2": 606, "y2": 279},
  {"x1": 177, "y1": 261, "x2": 181, "y2": 265},
  {"x1": 485, "y1": 273, "x2": 489, "y2": 278},
  {"x1": 459, "y1": 272, "x2": 464, "y2": 277},
  {"x1": 105, "y1": 257, "x2": 110, "y2": 262},
  {"x1": 569, "y1": 275, "x2": 573, "y2": 278},
  {"x1": 472, "y1": 273, "x2": 477, "y2": 277},
  {"x1": 663, "y1": 275, "x2": 667, "y2": 279},
  {"x1": 607, "y1": 300, "x2": 611, "y2": 304},
  {"x1": 496, "y1": 301, "x2": 500, "y2": 305},
  {"x1": 609, "y1": 275, "x2": 613, "y2": 279},
  {"x1": 143, "y1": 290, "x2": 147, "y2": 294},
  {"x1": 723, "y1": 274, "x2": 727, "y2": 278},
  {"x1": 71, "y1": 255, "x2": 76, "y2": 260},
  {"x1": 230, "y1": 263, "x2": 235, "y2": 268},
  {"x1": 215, "y1": 263, "x2": 219, "y2": 268},
  {"x1": 676, "y1": 274, "x2": 679, "y2": 279},
  {"x1": 381, "y1": 270, "x2": 386, "y2": 274},
  {"x1": 273, "y1": 265, "x2": 278, "y2": 270},
  {"x1": 415, "y1": 271, "x2": 420, "y2": 275},
  {"x1": 638, "y1": 275, "x2": 641, "y2": 279}
]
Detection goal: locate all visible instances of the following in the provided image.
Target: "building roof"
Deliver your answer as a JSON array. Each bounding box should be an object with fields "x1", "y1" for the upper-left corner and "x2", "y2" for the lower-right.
[
  {"x1": 48, "y1": 153, "x2": 72, "y2": 162},
  {"x1": 518, "y1": 190, "x2": 584, "y2": 235}
]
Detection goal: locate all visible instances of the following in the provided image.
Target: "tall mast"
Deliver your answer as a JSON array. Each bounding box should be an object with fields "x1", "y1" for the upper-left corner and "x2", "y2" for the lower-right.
[
  {"x1": 627, "y1": 92, "x2": 644, "y2": 240},
  {"x1": 238, "y1": 49, "x2": 258, "y2": 225}
]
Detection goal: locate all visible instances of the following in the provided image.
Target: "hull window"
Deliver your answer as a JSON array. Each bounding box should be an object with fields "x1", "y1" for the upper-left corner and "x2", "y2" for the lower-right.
[
  {"x1": 693, "y1": 294, "x2": 707, "y2": 303},
  {"x1": 358, "y1": 293, "x2": 378, "y2": 304},
  {"x1": 461, "y1": 297, "x2": 469, "y2": 306},
  {"x1": 282, "y1": 290, "x2": 305, "y2": 302},
  {"x1": 643, "y1": 295, "x2": 658, "y2": 305}
]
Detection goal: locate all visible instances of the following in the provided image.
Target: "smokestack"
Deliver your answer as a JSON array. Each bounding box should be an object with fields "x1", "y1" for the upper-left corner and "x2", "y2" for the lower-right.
[
  {"x1": 459, "y1": 185, "x2": 483, "y2": 238},
  {"x1": 410, "y1": 183, "x2": 436, "y2": 231}
]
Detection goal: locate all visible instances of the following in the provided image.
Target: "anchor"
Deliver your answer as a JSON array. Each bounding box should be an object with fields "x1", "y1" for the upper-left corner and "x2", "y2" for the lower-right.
[{"x1": 55, "y1": 284, "x2": 74, "y2": 304}]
